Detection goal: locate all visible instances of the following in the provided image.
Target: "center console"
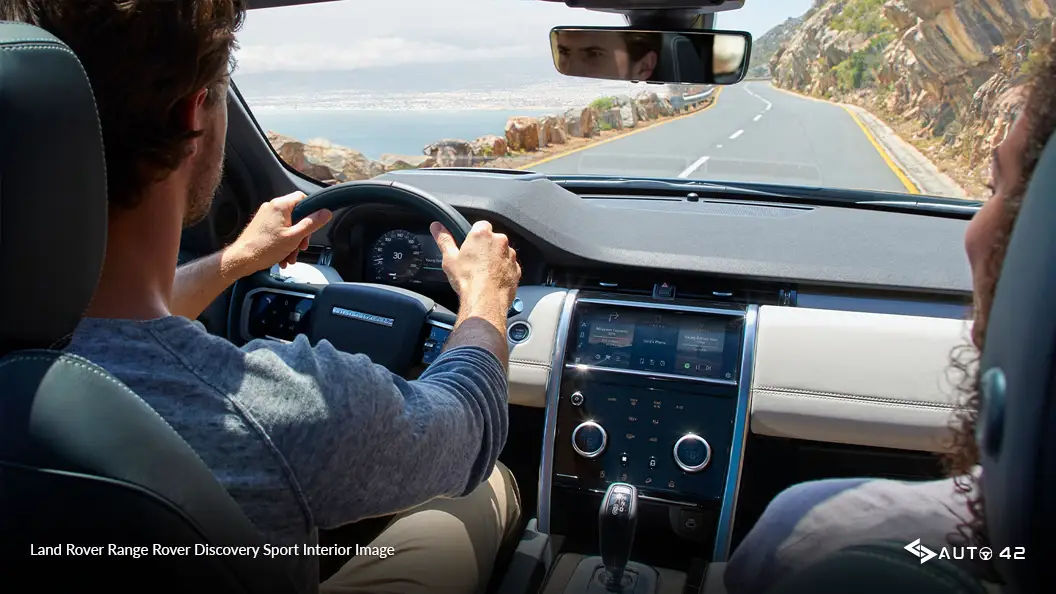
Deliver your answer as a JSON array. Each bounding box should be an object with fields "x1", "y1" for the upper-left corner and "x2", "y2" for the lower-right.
[{"x1": 537, "y1": 291, "x2": 758, "y2": 591}]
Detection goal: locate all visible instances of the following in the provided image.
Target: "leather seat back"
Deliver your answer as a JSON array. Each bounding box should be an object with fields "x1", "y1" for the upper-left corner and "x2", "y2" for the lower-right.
[
  {"x1": 0, "y1": 352, "x2": 295, "y2": 593},
  {"x1": 977, "y1": 132, "x2": 1056, "y2": 592},
  {"x1": 0, "y1": 22, "x2": 295, "y2": 592}
]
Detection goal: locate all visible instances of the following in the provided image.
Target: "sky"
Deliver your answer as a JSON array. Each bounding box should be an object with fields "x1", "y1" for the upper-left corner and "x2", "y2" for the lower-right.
[{"x1": 235, "y1": 0, "x2": 814, "y2": 74}]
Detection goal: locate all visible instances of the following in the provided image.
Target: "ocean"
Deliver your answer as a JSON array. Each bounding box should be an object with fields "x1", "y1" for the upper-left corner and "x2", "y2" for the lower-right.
[
  {"x1": 235, "y1": 60, "x2": 653, "y2": 160},
  {"x1": 254, "y1": 108, "x2": 553, "y2": 159}
]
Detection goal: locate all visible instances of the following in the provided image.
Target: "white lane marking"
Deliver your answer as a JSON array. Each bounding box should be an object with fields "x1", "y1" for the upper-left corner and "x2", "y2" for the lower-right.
[
  {"x1": 729, "y1": 129, "x2": 744, "y2": 140},
  {"x1": 753, "y1": 114, "x2": 762, "y2": 122},
  {"x1": 744, "y1": 84, "x2": 773, "y2": 111},
  {"x1": 678, "y1": 155, "x2": 711, "y2": 178},
  {"x1": 716, "y1": 144, "x2": 724, "y2": 148}
]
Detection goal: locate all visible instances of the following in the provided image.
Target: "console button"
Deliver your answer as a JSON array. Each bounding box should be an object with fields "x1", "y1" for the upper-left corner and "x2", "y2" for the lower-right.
[
  {"x1": 569, "y1": 391, "x2": 584, "y2": 406},
  {"x1": 571, "y1": 421, "x2": 607, "y2": 459},
  {"x1": 673, "y1": 433, "x2": 712, "y2": 473},
  {"x1": 507, "y1": 321, "x2": 531, "y2": 343}
]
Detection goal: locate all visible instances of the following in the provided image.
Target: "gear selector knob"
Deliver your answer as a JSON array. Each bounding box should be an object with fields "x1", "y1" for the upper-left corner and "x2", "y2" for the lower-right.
[{"x1": 598, "y1": 482, "x2": 638, "y2": 590}]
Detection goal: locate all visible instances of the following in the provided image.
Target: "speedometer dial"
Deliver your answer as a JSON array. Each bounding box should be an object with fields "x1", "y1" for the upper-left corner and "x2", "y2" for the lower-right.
[{"x1": 370, "y1": 230, "x2": 423, "y2": 283}]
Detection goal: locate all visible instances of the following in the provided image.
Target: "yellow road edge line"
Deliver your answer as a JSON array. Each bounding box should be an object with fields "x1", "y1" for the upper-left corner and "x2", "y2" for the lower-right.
[
  {"x1": 840, "y1": 105, "x2": 919, "y2": 195},
  {"x1": 516, "y1": 87, "x2": 725, "y2": 170},
  {"x1": 769, "y1": 83, "x2": 919, "y2": 194}
]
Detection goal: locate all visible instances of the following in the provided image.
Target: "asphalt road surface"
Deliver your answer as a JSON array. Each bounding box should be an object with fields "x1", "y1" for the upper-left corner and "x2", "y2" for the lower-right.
[{"x1": 530, "y1": 81, "x2": 912, "y2": 194}]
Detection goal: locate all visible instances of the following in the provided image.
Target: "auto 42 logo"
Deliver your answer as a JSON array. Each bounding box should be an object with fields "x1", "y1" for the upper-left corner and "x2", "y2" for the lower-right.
[{"x1": 904, "y1": 539, "x2": 1027, "y2": 564}]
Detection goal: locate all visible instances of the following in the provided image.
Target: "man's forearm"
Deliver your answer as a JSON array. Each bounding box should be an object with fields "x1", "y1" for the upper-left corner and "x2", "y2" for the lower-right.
[
  {"x1": 442, "y1": 295, "x2": 510, "y2": 368},
  {"x1": 170, "y1": 247, "x2": 250, "y2": 319}
]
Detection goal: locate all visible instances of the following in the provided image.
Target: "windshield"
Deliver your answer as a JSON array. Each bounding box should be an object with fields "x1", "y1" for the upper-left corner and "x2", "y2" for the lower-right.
[{"x1": 235, "y1": 0, "x2": 1045, "y2": 201}]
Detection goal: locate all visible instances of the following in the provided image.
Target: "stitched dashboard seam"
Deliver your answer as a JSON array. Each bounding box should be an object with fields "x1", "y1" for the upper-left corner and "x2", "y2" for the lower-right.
[
  {"x1": 754, "y1": 386, "x2": 956, "y2": 410},
  {"x1": 510, "y1": 359, "x2": 550, "y2": 369}
]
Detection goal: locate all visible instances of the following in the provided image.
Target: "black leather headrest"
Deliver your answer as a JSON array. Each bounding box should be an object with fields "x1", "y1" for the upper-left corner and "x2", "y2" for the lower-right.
[
  {"x1": 978, "y1": 134, "x2": 1056, "y2": 591},
  {"x1": 656, "y1": 34, "x2": 706, "y2": 83},
  {"x1": 0, "y1": 22, "x2": 107, "y2": 354}
]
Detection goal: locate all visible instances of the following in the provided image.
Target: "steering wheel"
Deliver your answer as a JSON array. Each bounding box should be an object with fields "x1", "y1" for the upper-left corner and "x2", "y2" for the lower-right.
[{"x1": 287, "y1": 180, "x2": 473, "y2": 374}]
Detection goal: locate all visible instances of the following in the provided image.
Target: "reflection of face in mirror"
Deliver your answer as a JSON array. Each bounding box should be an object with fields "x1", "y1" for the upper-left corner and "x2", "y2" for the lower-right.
[{"x1": 553, "y1": 30, "x2": 660, "y2": 81}]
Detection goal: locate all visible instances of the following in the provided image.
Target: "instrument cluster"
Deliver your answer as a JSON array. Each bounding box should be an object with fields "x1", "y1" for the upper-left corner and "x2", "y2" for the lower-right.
[
  {"x1": 366, "y1": 228, "x2": 448, "y2": 286},
  {"x1": 329, "y1": 206, "x2": 544, "y2": 304}
]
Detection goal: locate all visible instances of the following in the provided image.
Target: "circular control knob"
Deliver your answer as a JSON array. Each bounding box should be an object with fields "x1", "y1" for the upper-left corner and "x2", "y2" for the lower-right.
[
  {"x1": 571, "y1": 421, "x2": 607, "y2": 459},
  {"x1": 673, "y1": 433, "x2": 712, "y2": 472}
]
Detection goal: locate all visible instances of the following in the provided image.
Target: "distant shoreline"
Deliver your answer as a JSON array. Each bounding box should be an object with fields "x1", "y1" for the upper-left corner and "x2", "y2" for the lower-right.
[{"x1": 265, "y1": 88, "x2": 719, "y2": 182}]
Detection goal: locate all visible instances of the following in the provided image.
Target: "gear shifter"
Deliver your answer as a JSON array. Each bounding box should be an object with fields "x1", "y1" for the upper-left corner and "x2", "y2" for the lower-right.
[
  {"x1": 560, "y1": 482, "x2": 656, "y2": 594},
  {"x1": 598, "y1": 482, "x2": 638, "y2": 590}
]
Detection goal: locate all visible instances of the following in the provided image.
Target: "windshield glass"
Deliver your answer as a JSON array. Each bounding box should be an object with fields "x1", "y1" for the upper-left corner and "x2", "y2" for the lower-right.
[{"x1": 235, "y1": 0, "x2": 1048, "y2": 201}]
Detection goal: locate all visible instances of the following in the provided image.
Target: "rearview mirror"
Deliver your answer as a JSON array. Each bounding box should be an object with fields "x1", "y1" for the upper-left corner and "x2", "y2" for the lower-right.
[{"x1": 550, "y1": 27, "x2": 751, "y2": 85}]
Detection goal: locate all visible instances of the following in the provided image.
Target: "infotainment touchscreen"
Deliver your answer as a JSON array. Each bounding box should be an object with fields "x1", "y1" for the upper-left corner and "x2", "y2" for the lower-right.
[{"x1": 570, "y1": 302, "x2": 744, "y2": 381}]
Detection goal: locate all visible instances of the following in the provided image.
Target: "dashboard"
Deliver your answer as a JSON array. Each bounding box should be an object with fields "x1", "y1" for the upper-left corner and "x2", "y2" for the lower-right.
[
  {"x1": 255, "y1": 170, "x2": 972, "y2": 457},
  {"x1": 233, "y1": 169, "x2": 973, "y2": 570}
]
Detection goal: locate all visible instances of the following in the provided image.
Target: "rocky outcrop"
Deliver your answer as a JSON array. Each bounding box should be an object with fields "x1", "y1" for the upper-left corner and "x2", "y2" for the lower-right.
[
  {"x1": 379, "y1": 154, "x2": 436, "y2": 171},
  {"x1": 876, "y1": 0, "x2": 1053, "y2": 133},
  {"x1": 770, "y1": 1, "x2": 877, "y2": 96},
  {"x1": 748, "y1": 15, "x2": 805, "y2": 77},
  {"x1": 538, "y1": 115, "x2": 568, "y2": 146},
  {"x1": 768, "y1": 0, "x2": 1055, "y2": 191},
  {"x1": 505, "y1": 117, "x2": 540, "y2": 152},
  {"x1": 634, "y1": 91, "x2": 663, "y2": 119},
  {"x1": 471, "y1": 135, "x2": 508, "y2": 159},
  {"x1": 598, "y1": 108, "x2": 624, "y2": 131},
  {"x1": 564, "y1": 106, "x2": 598, "y2": 138},
  {"x1": 658, "y1": 96, "x2": 676, "y2": 117},
  {"x1": 424, "y1": 139, "x2": 476, "y2": 167},
  {"x1": 267, "y1": 132, "x2": 385, "y2": 181},
  {"x1": 619, "y1": 103, "x2": 639, "y2": 128}
]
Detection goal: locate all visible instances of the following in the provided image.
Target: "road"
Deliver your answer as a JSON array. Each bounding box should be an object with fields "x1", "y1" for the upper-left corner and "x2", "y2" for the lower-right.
[{"x1": 529, "y1": 81, "x2": 914, "y2": 194}]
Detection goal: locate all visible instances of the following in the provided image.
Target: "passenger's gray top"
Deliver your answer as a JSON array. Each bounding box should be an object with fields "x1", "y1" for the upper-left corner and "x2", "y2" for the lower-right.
[{"x1": 378, "y1": 170, "x2": 973, "y2": 294}]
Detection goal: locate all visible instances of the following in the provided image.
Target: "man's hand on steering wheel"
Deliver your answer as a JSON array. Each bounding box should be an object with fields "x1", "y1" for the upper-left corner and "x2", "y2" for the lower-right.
[
  {"x1": 431, "y1": 220, "x2": 521, "y2": 310},
  {"x1": 226, "y1": 191, "x2": 334, "y2": 275},
  {"x1": 431, "y1": 220, "x2": 522, "y2": 364}
]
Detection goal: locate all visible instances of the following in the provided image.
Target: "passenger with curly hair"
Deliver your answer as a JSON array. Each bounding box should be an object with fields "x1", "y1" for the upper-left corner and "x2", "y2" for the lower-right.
[{"x1": 726, "y1": 36, "x2": 1056, "y2": 594}]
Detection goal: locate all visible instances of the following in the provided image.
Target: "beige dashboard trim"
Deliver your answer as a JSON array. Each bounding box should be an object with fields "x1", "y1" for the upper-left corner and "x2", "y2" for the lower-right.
[
  {"x1": 751, "y1": 305, "x2": 970, "y2": 452},
  {"x1": 506, "y1": 286, "x2": 569, "y2": 408}
]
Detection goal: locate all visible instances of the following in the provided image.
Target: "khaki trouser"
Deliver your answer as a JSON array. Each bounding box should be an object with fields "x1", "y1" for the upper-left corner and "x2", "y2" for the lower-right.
[{"x1": 320, "y1": 464, "x2": 522, "y2": 594}]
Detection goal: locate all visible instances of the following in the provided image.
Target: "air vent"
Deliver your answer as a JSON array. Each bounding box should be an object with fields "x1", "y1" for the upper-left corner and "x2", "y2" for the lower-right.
[
  {"x1": 549, "y1": 268, "x2": 794, "y2": 306},
  {"x1": 577, "y1": 194, "x2": 812, "y2": 218}
]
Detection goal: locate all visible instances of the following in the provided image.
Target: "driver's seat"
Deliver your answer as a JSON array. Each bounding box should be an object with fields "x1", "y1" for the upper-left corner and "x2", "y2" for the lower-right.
[{"x1": 0, "y1": 23, "x2": 294, "y2": 593}]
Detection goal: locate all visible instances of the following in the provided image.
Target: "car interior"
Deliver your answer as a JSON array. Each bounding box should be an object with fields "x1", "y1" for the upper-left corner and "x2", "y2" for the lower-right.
[{"x1": 0, "y1": 1, "x2": 1052, "y2": 593}]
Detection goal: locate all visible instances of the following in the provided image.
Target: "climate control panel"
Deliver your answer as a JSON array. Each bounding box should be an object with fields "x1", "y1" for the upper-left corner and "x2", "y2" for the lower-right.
[{"x1": 552, "y1": 370, "x2": 737, "y2": 503}]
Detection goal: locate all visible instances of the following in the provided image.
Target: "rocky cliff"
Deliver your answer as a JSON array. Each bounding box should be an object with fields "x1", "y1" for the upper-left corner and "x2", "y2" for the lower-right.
[
  {"x1": 747, "y1": 15, "x2": 804, "y2": 78},
  {"x1": 769, "y1": 0, "x2": 1055, "y2": 195}
]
